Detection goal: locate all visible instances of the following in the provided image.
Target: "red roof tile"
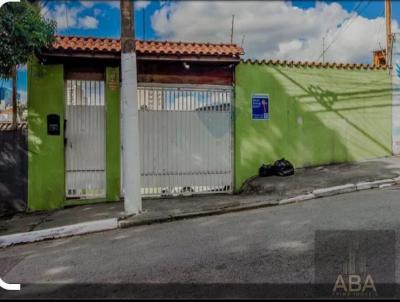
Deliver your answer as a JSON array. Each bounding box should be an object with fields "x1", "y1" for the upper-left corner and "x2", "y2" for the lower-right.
[
  {"x1": 241, "y1": 59, "x2": 388, "y2": 70},
  {"x1": 51, "y1": 35, "x2": 244, "y2": 58}
]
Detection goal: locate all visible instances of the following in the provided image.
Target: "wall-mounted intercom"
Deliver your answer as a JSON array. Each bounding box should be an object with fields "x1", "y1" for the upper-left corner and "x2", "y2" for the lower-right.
[{"x1": 47, "y1": 114, "x2": 60, "y2": 136}]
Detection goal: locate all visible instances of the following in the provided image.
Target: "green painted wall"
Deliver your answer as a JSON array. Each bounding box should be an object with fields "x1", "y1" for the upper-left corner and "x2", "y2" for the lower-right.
[
  {"x1": 27, "y1": 62, "x2": 121, "y2": 211},
  {"x1": 105, "y1": 67, "x2": 121, "y2": 201},
  {"x1": 235, "y1": 62, "x2": 392, "y2": 190},
  {"x1": 27, "y1": 59, "x2": 65, "y2": 210}
]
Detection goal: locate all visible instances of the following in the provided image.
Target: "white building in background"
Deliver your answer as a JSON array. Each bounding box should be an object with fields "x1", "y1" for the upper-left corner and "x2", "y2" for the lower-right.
[
  {"x1": 0, "y1": 108, "x2": 13, "y2": 122},
  {"x1": 21, "y1": 109, "x2": 28, "y2": 121}
]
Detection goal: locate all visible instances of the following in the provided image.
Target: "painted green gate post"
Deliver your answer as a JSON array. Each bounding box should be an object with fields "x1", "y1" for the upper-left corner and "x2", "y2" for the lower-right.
[{"x1": 27, "y1": 59, "x2": 65, "y2": 211}]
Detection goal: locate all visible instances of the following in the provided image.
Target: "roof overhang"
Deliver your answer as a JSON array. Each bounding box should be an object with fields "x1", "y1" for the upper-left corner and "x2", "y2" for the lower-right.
[
  {"x1": 40, "y1": 51, "x2": 241, "y2": 63},
  {"x1": 42, "y1": 35, "x2": 244, "y2": 64}
]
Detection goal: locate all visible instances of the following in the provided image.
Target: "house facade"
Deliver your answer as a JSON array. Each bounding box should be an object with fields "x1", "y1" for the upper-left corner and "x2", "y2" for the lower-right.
[
  {"x1": 27, "y1": 35, "x2": 243, "y2": 211},
  {"x1": 7, "y1": 35, "x2": 392, "y2": 213}
]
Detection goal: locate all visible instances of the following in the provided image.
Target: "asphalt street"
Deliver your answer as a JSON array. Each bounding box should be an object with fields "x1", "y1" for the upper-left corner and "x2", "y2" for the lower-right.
[{"x1": 2, "y1": 187, "x2": 400, "y2": 298}]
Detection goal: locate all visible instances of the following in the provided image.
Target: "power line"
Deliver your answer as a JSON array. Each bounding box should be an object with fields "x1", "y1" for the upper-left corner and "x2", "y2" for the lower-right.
[
  {"x1": 241, "y1": 34, "x2": 246, "y2": 48},
  {"x1": 310, "y1": 0, "x2": 361, "y2": 61},
  {"x1": 316, "y1": 1, "x2": 364, "y2": 61},
  {"x1": 374, "y1": 7, "x2": 386, "y2": 50},
  {"x1": 315, "y1": 0, "x2": 370, "y2": 62},
  {"x1": 40, "y1": 0, "x2": 51, "y2": 18}
]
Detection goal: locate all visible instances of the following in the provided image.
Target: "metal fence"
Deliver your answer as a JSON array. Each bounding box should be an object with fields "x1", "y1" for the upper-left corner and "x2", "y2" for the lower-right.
[{"x1": 136, "y1": 84, "x2": 233, "y2": 197}]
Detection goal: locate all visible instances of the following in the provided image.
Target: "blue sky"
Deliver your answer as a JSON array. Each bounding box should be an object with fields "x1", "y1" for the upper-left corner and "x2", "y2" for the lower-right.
[
  {"x1": 45, "y1": 1, "x2": 399, "y2": 40},
  {"x1": 1, "y1": 0, "x2": 398, "y2": 102},
  {"x1": 41, "y1": 0, "x2": 159, "y2": 39}
]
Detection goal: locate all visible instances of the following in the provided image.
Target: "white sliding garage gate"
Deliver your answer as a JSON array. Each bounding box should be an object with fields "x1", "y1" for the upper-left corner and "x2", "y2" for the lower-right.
[{"x1": 135, "y1": 84, "x2": 233, "y2": 197}]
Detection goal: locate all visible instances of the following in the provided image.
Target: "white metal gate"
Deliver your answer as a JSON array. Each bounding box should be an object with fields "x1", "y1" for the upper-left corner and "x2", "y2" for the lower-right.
[
  {"x1": 137, "y1": 84, "x2": 233, "y2": 196},
  {"x1": 65, "y1": 80, "x2": 106, "y2": 199}
]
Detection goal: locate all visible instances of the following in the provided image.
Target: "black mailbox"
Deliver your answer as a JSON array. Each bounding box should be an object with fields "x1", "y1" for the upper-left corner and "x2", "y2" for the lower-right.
[{"x1": 47, "y1": 114, "x2": 60, "y2": 136}]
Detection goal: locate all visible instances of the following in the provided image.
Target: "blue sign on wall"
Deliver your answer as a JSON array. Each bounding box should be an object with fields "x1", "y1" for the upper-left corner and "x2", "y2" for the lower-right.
[{"x1": 252, "y1": 94, "x2": 270, "y2": 120}]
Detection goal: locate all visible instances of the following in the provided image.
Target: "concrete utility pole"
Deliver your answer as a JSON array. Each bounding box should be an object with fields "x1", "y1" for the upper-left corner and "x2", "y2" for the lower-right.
[
  {"x1": 120, "y1": 0, "x2": 142, "y2": 214},
  {"x1": 385, "y1": 0, "x2": 392, "y2": 66}
]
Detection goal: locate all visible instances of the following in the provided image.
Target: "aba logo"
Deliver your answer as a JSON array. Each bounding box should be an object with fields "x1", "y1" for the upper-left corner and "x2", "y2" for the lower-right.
[{"x1": 0, "y1": 0, "x2": 20, "y2": 8}]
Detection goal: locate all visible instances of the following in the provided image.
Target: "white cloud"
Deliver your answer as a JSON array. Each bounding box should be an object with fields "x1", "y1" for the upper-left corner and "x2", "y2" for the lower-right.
[
  {"x1": 78, "y1": 15, "x2": 99, "y2": 29},
  {"x1": 135, "y1": 1, "x2": 150, "y2": 10},
  {"x1": 42, "y1": 0, "x2": 150, "y2": 32},
  {"x1": 80, "y1": 1, "x2": 119, "y2": 9},
  {"x1": 151, "y1": 1, "x2": 398, "y2": 64},
  {"x1": 105, "y1": 1, "x2": 150, "y2": 10},
  {"x1": 80, "y1": 1, "x2": 96, "y2": 8},
  {"x1": 44, "y1": 3, "x2": 100, "y2": 30},
  {"x1": 45, "y1": 4, "x2": 84, "y2": 29},
  {"x1": 107, "y1": 1, "x2": 120, "y2": 9}
]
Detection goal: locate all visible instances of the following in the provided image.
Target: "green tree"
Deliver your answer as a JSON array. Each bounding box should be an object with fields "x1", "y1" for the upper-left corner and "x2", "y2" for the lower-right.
[{"x1": 0, "y1": 0, "x2": 55, "y2": 127}]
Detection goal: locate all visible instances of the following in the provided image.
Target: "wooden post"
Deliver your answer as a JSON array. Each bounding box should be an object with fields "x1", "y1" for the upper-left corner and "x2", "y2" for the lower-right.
[
  {"x1": 120, "y1": 0, "x2": 142, "y2": 214},
  {"x1": 385, "y1": 0, "x2": 392, "y2": 65}
]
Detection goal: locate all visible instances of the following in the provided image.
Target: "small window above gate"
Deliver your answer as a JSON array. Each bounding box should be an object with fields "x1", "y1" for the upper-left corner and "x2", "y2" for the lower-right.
[
  {"x1": 137, "y1": 85, "x2": 232, "y2": 112},
  {"x1": 66, "y1": 80, "x2": 105, "y2": 106}
]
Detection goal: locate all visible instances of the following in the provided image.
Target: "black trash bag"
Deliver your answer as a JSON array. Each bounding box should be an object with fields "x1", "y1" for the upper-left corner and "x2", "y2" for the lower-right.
[
  {"x1": 259, "y1": 164, "x2": 275, "y2": 177},
  {"x1": 273, "y1": 158, "x2": 294, "y2": 176}
]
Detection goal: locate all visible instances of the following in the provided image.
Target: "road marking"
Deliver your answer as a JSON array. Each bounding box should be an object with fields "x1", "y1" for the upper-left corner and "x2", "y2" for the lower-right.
[
  {"x1": 0, "y1": 218, "x2": 118, "y2": 248},
  {"x1": 0, "y1": 278, "x2": 20, "y2": 291}
]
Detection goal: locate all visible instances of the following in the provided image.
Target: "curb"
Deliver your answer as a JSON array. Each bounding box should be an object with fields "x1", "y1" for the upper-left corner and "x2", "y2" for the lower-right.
[
  {"x1": 1, "y1": 177, "x2": 399, "y2": 248},
  {"x1": 0, "y1": 218, "x2": 118, "y2": 248},
  {"x1": 313, "y1": 184, "x2": 356, "y2": 198},
  {"x1": 120, "y1": 177, "x2": 399, "y2": 228},
  {"x1": 278, "y1": 193, "x2": 315, "y2": 205},
  {"x1": 118, "y1": 200, "x2": 280, "y2": 229}
]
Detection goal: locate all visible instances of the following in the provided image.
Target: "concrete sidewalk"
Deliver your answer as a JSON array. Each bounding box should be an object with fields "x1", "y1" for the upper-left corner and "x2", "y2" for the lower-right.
[
  {"x1": 0, "y1": 194, "x2": 266, "y2": 236},
  {"x1": 1, "y1": 156, "x2": 400, "y2": 246},
  {"x1": 240, "y1": 157, "x2": 400, "y2": 195}
]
